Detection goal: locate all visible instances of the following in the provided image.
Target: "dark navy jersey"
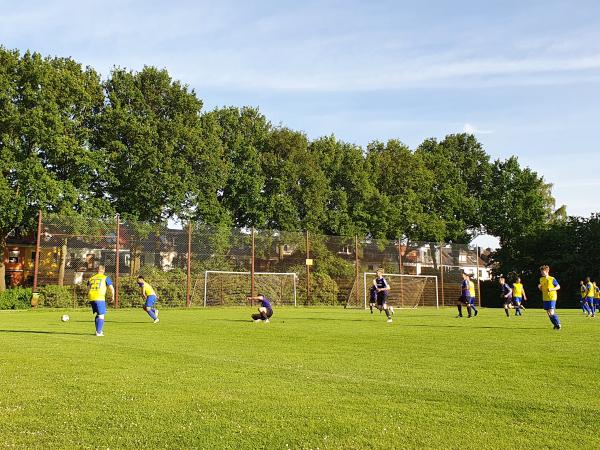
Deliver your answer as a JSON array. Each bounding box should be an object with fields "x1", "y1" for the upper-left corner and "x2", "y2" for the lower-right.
[
  {"x1": 369, "y1": 285, "x2": 377, "y2": 301},
  {"x1": 259, "y1": 295, "x2": 272, "y2": 310},
  {"x1": 375, "y1": 277, "x2": 390, "y2": 290},
  {"x1": 501, "y1": 284, "x2": 512, "y2": 298},
  {"x1": 461, "y1": 279, "x2": 470, "y2": 296}
]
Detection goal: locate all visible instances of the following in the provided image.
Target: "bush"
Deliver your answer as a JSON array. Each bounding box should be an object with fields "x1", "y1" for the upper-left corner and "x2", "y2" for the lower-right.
[
  {"x1": 118, "y1": 268, "x2": 188, "y2": 307},
  {"x1": 0, "y1": 287, "x2": 33, "y2": 310},
  {"x1": 39, "y1": 285, "x2": 76, "y2": 308}
]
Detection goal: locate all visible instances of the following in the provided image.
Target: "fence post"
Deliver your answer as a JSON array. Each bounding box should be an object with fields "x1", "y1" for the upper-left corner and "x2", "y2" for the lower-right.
[
  {"x1": 251, "y1": 227, "x2": 255, "y2": 306},
  {"x1": 439, "y1": 242, "x2": 445, "y2": 307},
  {"x1": 32, "y1": 209, "x2": 42, "y2": 292},
  {"x1": 355, "y1": 235, "x2": 360, "y2": 307},
  {"x1": 398, "y1": 239, "x2": 404, "y2": 307},
  {"x1": 476, "y1": 246, "x2": 482, "y2": 307},
  {"x1": 115, "y1": 214, "x2": 120, "y2": 308},
  {"x1": 306, "y1": 230, "x2": 311, "y2": 306},
  {"x1": 186, "y1": 220, "x2": 192, "y2": 307}
]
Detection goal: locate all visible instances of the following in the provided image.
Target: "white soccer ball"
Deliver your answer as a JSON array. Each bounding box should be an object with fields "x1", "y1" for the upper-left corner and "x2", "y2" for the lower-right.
[{"x1": 61, "y1": 314, "x2": 70, "y2": 322}]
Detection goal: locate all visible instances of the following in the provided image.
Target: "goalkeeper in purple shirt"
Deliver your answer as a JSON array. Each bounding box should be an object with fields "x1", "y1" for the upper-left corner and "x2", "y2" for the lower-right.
[{"x1": 247, "y1": 293, "x2": 273, "y2": 323}]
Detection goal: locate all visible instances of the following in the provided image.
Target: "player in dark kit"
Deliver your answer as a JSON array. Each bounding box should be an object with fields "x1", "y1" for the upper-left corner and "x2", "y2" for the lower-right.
[
  {"x1": 247, "y1": 293, "x2": 273, "y2": 323},
  {"x1": 369, "y1": 285, "x2": 377, "y2": 314},
  {"x1": 500, "y1": 276, "x2": 513, "y2": 317},
  {"x1": 457, "y1": 272, "x2": 473, "y2": 318},
  {"x1": 373, "y1": 268, "x2": 394, "y2": 323}
]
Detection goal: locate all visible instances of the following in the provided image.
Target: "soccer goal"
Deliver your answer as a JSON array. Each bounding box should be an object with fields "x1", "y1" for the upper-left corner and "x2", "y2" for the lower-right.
[
  {"x1": 203, "y1": 271, "x2": 297, "y2": 307},
  {"x1": 363, "y1": 272, "x2": 439, "y2": 309}
]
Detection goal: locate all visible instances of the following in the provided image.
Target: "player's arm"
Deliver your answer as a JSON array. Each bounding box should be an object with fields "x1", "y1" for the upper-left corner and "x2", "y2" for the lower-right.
[
  {"x1": 550, "y1": 280, "x2": 560, "y2": 292},
  {"x1": 246, "y1": 294, "x2": 264, "y2": 301},
  {"x1": 522, "y1": 287, "x2": 527, "y2": 301}
]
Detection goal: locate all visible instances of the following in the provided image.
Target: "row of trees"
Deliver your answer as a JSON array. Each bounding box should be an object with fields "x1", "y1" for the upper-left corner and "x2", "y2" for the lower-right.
[{"x1": 0, "y1": 48, "x2": 565, "y2": 291}]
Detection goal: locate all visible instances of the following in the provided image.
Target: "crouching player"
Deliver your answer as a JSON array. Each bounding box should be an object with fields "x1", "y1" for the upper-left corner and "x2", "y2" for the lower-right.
[
  {"x1": 374, "y1": 268, "x2": 394, "y2": 323},
  {"x1": 247, "y1": 293, "x2": 273, "y2": 323},
  {"x1": 457, "y1": 272, "x2": 473, "y2": 318},
  {"x1": 137, "y1": 275, "x2": 159, "y2": 323},
  {"x1": 87, "y1": 265, "x2": 115, "y2": 336},
  {"x1": 500, "y1": 276, "x2": 513, "y2": 317},
  {"x1": 538, "y1": 265, "x2": 561, "y2": 330},
  {"x1": 512, "y1": 277, "x2": 527, "y2": 316}
]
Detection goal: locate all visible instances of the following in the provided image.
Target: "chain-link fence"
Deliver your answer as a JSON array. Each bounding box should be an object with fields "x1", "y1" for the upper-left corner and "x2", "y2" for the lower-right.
[{"x1": 5, "y1": 213, "x2": 490, "y2": 308}]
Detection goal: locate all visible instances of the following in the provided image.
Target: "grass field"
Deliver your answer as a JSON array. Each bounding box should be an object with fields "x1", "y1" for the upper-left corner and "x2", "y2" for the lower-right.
[{"x1": 1, "y1": 306, "x2": 600, "y2": 449}]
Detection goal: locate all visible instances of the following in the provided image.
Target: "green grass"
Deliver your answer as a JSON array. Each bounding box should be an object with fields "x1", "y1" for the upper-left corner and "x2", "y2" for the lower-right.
[{"x1": 1, "y1": 307, "x2": 600, "y2": 449}]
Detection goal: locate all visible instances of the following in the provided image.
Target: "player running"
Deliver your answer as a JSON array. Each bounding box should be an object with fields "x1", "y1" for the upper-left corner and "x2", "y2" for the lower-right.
[
  {"x1": 247, "y1": 293, "x2": 273, "y2": 323},
  {"x1": 369, "y1": 285, "x2": 377, "y2": 314},
  {"x1": 468, "y1": 274, "x2": 478, "y2": 317},
  {"x1": 499, "y1": 276, "x2": 513, "y2": 317},
  {"x1": 457, "y1": 272, "x2": 473, "y2": 318},
  {"x1": 512, "y1": 277, "x2": 527, "y2": 316},
  {"x1": 373, "y1": 268, "x2": 394, "y2": 323},
  {"x1": 137, "y1": 275, "x2": 159, "y2": 323},
  {"x1": 594, "y1": 282, "x2": 600, "y2": 315},
  {"x1": 87, "y1": 265, "x2": 115, "y2": 337},
  {"x1": 538, "y1": 265, "x2": 561, "y2": 330},
  {"x1": 580, "y1": 280, "x2": 590, "y2": 315},
  {"x1": 584, "y1": 277, "x2": 596, "y2": 318}
]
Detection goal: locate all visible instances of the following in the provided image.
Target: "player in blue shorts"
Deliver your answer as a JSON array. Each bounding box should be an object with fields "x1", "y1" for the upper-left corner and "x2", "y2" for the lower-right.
[
  {"x1": 594, "y1": 282, "x2": 600, "y2": 314},
  {"x1": 468, "y1": 274, "x2": 478, "y2": 317},
  {"x1": 584, "y1": 277, "x2": 596, "y2": 318},
  {"x1": 499, "y1": 276, "x2": 513, "y2": 317},
  {"x1": 373, "y1": 268, "x2": 393, "y2": 323},
  {"x1": 87, "y1": 265, "x2": 115, "y2": 336},
  {"x1": 579, "y1": 280, "x2": 590, "y2": 315},
  {"x1": 512, "y1": 277, "x2": 527, "y2": 316},
  {"x1": 137, "y1": 275, "x2": 159, "y2": 323},
  {"x1": 538, "y1": 265, "x2": 561, "y2": 330},
  {"x1": 457, "y1": 272, "x2": 473, "y2": 318},
  {"x1": 247, "y1": 293, "x2": 273, "y2": 323}
]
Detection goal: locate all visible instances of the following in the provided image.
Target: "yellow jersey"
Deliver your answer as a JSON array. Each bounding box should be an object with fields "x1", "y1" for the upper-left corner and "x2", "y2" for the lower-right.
[
  {"x1": 581, "y1": 285, "x2": 587, "y2": 299},
  {"x1": 88, "y1": 273, "x2": 112, "y2": 301},
  {"x1": 595, "y1": 286, "x2": 600, "y2": 300},
  {"x1": 539, "y1": 276, "x2": 558, "y2": 301},
  {"x1": 468, "y1": 280, "x2": 476, "y2": 297},
  {"x1": 513, "y1": 283, "x2": 524, "y2": 298},
  {"x1": 141, "y1": 282, "x2": 156, "y2": 298}
]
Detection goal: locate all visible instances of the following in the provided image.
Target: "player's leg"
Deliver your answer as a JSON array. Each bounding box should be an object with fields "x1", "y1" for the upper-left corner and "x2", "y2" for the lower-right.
[
  {"x1": 258, "y1": 306, "x2": 269, "y2": 321},
  {"x1": 470, "y1": 298, "x2": 478, "y2": 316},
  {"x1": 382, "y1": 303, "x2": 392, "y2": 322},
  {"x1": 144, "y1": 295, "x2": 159, "y2": 322},
  {"x1": 93, "y1": 301, "x2": 106, "y2": 336},
  {"x1": 369, "y1": 301, "x2": 375, "y2": 314},
  {"x1": 456, "y1": 298, "x2": 463, "y2": 317},
  {"x1": 545, "y1": 302, "x2": 561, "y2": 329},
  {"x1": 589, "y1": 298, "x2": 596, "y2": 317},
  {"x1": 251, "y1": 313, "x2": 262, "y2": 321},
  {"x1": 504, "y1": 302, "x2": 510, "y2": 317}
]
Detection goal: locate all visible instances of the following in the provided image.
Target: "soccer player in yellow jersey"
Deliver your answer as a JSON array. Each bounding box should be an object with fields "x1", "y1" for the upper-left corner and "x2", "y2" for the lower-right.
[
  {"x1": 468, "y1": 274, "x2": 478, "y2": 317},
  {"x1": 87, "y1": 265, "x2": 115, "y2": 336},
  {"x1": 584, "y1": 277, "x2": 596, "y2": 318},
  {"x1": 579, "y1": 280, "x2": 590, "y2": 315},
  {"x1": 137, "y1": 276, "x2": 159, "y2": 323},
  {"x1": 538, "y1": 265, "x2": 561, "y2": 330},
  {"x1": 512, "y1": 277, "x2": 527, "y2": 316},
  {"x1": 594, "y1": 282, "x2": 600, "y2": 315}
]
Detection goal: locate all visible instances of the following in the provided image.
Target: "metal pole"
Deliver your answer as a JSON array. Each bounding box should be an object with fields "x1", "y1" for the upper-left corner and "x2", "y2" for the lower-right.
[
  {"x1": 363, "y1": 271, "x2": 367, "y2": 309},
  {"x1": 306, "y1": 230, "x2": 311, "y2": 306},
  {"x1": 203, "y1": 270, "x2": 208, "y2": 307},
  {"x1": 355, "y1": 236, "x2": 360, "y2": 307},
  {"x1": 439, "y1": 242, "x2": 445, "y2": 308},
  {"x1": 251, "y1": 227, "x2": 255, "y2": 306},
  {"x1": 115, "y1": 214, "x2": 120, "y2": 308},
  {"x1": 293, "y1": 274, "x2": 297, "y2": 307},
  {"x1": 186, "y1": 220, "x2": 192, "y2": 307},
  {"x1": 476, "y1": 246, "x2": 482, "y2": 307},
  {"x1": 32, "y1": 209, "x2": 42, "y2": 292},
  {"x1": 398, "y1": 239, "x2": 404, "y2": 307}
]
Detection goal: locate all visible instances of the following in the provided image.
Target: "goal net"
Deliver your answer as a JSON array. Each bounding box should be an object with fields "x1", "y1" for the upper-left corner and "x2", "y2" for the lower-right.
[
  {"x1": 203, "y1": 271, "x2": 297, "y2": 307},
  {"x1": 362, "y1": 273, "x2": 439, "y2": 309}
]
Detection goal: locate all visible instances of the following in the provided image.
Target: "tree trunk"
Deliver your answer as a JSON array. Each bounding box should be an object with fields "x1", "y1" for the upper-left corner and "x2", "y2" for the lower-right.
[
  {"x1": 430, "y1": 242, "x2": 439, "y2": 271},
  {"x1": 0, "y1": 236, "x2": 6, "y2": 292},
  {"x1": 58, "y1": 238, "x2": 67, "y2": 286}
]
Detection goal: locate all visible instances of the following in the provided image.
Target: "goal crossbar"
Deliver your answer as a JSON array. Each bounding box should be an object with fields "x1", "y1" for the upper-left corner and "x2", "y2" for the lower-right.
[
  {"x1": 203, "y1": 270, "x2": 298, "y2": 307},
  {"x1": 363, "y1": 272, "x2": 439, "y2": 309}
]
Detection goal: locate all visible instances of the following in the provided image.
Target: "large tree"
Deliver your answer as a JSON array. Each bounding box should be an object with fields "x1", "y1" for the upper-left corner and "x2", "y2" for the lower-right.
[{"x1": 0, "y1": 48, "x2": 106, "y2": 291}]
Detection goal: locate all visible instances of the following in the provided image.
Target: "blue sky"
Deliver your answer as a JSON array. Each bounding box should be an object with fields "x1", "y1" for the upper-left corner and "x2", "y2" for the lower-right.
[{"x1": 2, "y1": 0, "x2": 599, "y2": 226}]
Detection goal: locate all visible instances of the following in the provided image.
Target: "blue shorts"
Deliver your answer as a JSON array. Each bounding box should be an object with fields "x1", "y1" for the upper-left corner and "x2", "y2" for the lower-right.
[
  {"x1": 469, "y1": 297, "x2": 476, "y2": 305},
  {"x1": 376, "y1": 292, "x2": 388, "y2": 306},
  {"x1": 543, "y1": 300, "x2": 556, "y2": 310},
  {"x1": 91, "y1": 301, "x2": 106, "y2": 315},
  {"x1": 513, "y1": 297, "x2": 522, "y2": 305},
  {"x1": 586, "y1": 297, "x2": 594, "y2": 304},
  {"x1": 145, "y1": 295, "x2": 157, "y2": 308}
]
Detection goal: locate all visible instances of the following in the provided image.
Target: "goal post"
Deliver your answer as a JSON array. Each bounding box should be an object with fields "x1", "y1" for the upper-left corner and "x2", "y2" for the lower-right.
[
  {"x1": 363, "y1": 272, "x2": 439, "y2": 309},
  {"x1": 203, "y1": 270, "x2": 297, "y2": 307}
]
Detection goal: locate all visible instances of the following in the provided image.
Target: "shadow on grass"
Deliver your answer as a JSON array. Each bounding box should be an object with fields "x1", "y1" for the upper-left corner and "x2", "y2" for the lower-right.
[
  {"x1": 401, "y1": 323, "x2": 548, "y2": 330},
  {"x1": 0, "y1": 329, "x2": 92, "y2": 336}
]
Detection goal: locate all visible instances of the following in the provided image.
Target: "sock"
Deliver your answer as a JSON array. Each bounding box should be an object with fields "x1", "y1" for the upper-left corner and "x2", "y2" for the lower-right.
[
  {"x1": 466, "y1": 305, "x2": 472, "y2": 317},
  {"x1": 370, "y1": 305, "x2": 373, "y2": 314},
  {"x1": 96, "y1": 317, "x2": 104, "y2": 334},
  {"x1": 260, "y1": 311, "x2": 268, "y2": 320},
  {"x1": 457, "y1": 305, "x2": 462, "y2": 317},
  {"x1": 147, "y1": 309, "x2": 157, "y2": 320},
  {"x1": 384, "y1": 308, "x2": 391, "y2": 319},
  {"x1": 591, "y1": 303, "x2": 596, "y2": 316},
  {"x1": 505, "y1": 308, "x2": 509, "y2": 317},
  {"x1": 549, "y1": 315, "x2": 557, "y2": 326},
  {"x1": 553, "y1": 314, "x2": 561, "y2": 326},
  {"x1": 471, "y1": 305, "x2": 478, "y2": 314}
]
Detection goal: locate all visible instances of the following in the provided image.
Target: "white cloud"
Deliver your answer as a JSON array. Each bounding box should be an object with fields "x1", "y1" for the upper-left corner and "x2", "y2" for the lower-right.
[{"x1": 463, "y1": 123, "x2": 493, "y2": 135}]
